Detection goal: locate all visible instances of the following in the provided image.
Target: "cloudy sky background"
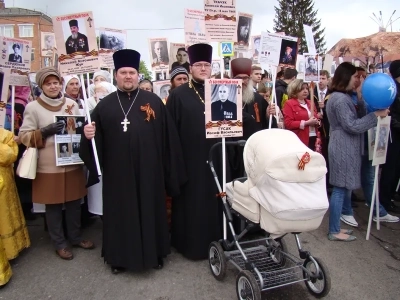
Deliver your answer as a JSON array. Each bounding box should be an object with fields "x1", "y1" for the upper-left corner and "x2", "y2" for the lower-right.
[{"x1": 6, "y1": 0, "x2": 399, "y2": 68}]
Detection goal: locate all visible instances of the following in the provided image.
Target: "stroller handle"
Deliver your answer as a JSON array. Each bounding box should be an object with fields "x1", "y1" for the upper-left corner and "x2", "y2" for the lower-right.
[{"x1": 208, "y1": 140, "x2": 246, "y2": 166}]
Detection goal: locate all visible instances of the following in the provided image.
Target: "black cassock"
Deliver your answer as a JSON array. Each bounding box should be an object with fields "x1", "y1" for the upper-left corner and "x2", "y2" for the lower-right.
[
  {"x1": 79, "y1": 88, "x2": 186, "y2": 271},
  {"x1": 65, "y1": 32, "x2": 89, "y2": 54},
  {"x1": 166, "y1": 81, "x2": 228, "y2": 260},
  {"x1": 230, "y1": 93, "x2": 277, "y2": 178}
]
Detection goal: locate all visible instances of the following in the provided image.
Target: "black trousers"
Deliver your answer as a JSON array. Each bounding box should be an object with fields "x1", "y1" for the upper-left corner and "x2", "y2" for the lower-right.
[
  {"x1": 379, "y1": 137, "x2": 400, "y2": 209},
  {"x1": 45, "y1": 199, "x2": 82, "y2": 250}
]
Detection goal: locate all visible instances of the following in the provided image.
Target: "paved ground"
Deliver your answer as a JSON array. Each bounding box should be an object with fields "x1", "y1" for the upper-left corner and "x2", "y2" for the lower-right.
[{"x1": 1, "y1": 198, "x2": 399, "y2": 300}]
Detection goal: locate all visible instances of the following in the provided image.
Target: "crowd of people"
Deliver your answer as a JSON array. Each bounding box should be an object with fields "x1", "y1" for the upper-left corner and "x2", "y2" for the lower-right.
[{"x1": 0, "y1": 43, "x2": 399, "y2": 288}]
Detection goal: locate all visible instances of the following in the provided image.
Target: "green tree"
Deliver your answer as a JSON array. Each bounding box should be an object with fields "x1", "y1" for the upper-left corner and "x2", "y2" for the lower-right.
[
  {"x1": 139, "y1": 60, "x2": 152, "y2": 80},
  {"x1": 273, "y1": 0, "x2": 326, "y2": 54}
]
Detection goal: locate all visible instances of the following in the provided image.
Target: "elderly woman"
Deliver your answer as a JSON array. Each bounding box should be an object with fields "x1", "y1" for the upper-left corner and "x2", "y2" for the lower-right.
[
  {"x1": 283, "y1": 79, "x2": 320, "y2": 149},
  {"x1": 88, "y1": 70, "x2": 113, "y2": 97},
  {"x1": 85, "y1": 81, "x2": 116, "y2": 217},
  {"x1": 139, "y1": 79, "x2": 153, "y2": 92},
  {"x1": 19, "y1": 67, "x2": 94, "y2": 259},
  {"x1": 87, "y1": 81, "x2": 116, "y2": 113},
  {"x1": 326, "y1": 62, "x2": 389, "y2": 242},
  {"x1": 63, "y1": 75, "x2": 84, "y2": 113},
  {"x1": 0, "y1": 128, "x2": 30, "y2": 287}
]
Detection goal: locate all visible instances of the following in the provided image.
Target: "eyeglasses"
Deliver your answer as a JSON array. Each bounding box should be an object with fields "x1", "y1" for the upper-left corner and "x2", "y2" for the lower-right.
[{"x1": 192, "y1": 63, "x2": 211, "y2": 69}]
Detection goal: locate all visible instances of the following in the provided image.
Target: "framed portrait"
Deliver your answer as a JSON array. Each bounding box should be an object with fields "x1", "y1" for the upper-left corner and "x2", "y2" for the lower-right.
[
  {"x1": 148, "y1": 38, "x2": 169, "y2": 70},
  {"x1": 41, "y1": 32, "x2": 56, "y2": 57},
  {"x1": 52, "y1": 11, "x2": 100, "y2": 76},
  {"x1": 98, "y1": 27, "x2": 127, "y2": 68},
  {"x1": 372, "y1": 116, "x2": 391, "y2": 166},
  {"x1": 304, "y1": 53, "x2": 320, "y2": 82},
  {"x1": 205, "y1": 78, "x2": 243, "y2": 138},
  {"x1": 234, "y1": 13, "x2": 253, "y2": 51},
  {"x1": 54, "y1": 115, "x2": 85, "y2": 166},
  {"x1": 169, "y1": 43, "x2": 189, "y2": 72},
  {"x1": 153, "y1": 80, "x2": 171, "y2": 100}
]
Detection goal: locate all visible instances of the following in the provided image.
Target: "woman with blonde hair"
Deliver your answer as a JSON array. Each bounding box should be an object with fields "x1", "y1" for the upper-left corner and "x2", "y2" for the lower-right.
[{"x1": 283, "y1": 79, "x2": 321, "y2": 149}]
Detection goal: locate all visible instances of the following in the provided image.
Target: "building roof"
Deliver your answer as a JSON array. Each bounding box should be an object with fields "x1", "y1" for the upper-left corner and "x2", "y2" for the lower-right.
[
  {"x1": 0, "y1": 7, "x2": 52, "y2": 23},
  {"x1": 327, "y1": 32, "x2": 400, "y2": 58}
]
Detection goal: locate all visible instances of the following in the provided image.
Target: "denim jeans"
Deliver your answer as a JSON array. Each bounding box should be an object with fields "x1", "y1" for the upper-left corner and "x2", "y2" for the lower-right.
[
  {"x1": 329, "y1": 186, "x2": 352, "y2": 234},
  {"x1": 361, "y1": 154, "x2": 388, "y2": 217}
]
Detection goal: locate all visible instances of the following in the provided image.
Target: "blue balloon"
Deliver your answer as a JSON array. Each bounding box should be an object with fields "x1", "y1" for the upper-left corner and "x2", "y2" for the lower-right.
[{"x1": 361, "y1": 73, "x2": 397, "y2": 110}]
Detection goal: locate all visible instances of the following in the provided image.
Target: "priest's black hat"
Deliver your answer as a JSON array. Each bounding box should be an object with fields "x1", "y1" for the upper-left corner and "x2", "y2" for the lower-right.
[
  {"x1": 231, "y1": 58, "x2": 252, "y2": 77},
  {"x1": 113, "y1": 49, "x2": 141, "y2": 72},
  {"x1": 69, "y1": 19, "x2": 78, "y2": 27},
  {"x1": 187, "y1": 43, "x2": 212, "y2": 64}
]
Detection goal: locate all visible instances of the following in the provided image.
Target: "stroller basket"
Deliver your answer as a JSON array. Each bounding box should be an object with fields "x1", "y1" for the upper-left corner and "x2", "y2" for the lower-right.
[
  {"x1": 207, "y1": 137, "x2": 331, "y2": 300},
  {"x1": 226, "y1": 245, "x2": 306, "y2": 290}
]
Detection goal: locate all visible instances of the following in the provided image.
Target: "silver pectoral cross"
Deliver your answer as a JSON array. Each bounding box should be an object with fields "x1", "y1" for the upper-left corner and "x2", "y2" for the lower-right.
[{"x1": 121, "y1": 118, "x2": 130, "y2": 132}]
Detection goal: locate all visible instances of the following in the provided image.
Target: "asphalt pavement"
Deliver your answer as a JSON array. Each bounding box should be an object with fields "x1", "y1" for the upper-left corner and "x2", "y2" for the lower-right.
[{"x1": 1, "y1": 196, "x2": 399, "y2": 300}]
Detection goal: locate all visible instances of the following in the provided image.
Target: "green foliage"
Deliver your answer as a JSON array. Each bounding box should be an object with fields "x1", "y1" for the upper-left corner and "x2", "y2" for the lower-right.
[
  {"x1": 139, "y1": 60, "x2": 152, "y2": 80},
  {"x1": 273, "y1": 0, "x2": 326, "y2": 54}
]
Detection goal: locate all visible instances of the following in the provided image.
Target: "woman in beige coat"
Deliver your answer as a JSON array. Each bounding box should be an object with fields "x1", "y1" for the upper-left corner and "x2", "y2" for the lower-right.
[{"x1": 19, "y1": 67, "x2": 94, "y2": 260}]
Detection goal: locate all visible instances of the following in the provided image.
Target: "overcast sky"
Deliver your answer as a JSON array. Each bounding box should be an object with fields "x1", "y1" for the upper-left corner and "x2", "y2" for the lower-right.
[{"x1": 6, "y1": 0, "x2": 399, "y2": 67}]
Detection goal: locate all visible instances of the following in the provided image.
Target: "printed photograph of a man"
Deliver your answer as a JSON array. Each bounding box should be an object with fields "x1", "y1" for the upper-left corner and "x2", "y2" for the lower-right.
[
  {"x1": 151, "y1": 40, "x2": 169, "y2": 66},
  {"x1": 171, "y1": 48, "x2": 189, "y2": 72},
  {"x1": 211, "y1": 84, "x2": 237, "y2": 121},
  {"x1": 65, "y1": 19, "x2": 89, "y2": 54},
  {"x1": 8, "y1": 43, "x2": 23, "y2": 63}
]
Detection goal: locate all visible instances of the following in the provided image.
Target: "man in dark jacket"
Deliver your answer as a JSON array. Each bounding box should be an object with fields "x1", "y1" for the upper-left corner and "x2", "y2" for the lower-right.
[
  {"x1": 379, "y1": 60, "x2": 400, "y2": 213},
  {"x1": 275, "y1": 68, "x2": 297, "y2": 109}
]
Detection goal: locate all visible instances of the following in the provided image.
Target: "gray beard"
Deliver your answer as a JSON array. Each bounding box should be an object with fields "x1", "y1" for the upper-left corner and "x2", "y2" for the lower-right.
[
  {"x1": 71, "y1": 33, "x2": 78, "y2": 39},
  {"x1": 242, "y1": 80, "x2": 255, "y2": 105}
]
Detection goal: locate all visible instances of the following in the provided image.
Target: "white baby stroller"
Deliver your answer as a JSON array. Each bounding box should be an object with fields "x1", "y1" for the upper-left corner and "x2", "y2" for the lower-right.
[{"x1": 207, "y1": 129, "x2": 331, "y2": 300}]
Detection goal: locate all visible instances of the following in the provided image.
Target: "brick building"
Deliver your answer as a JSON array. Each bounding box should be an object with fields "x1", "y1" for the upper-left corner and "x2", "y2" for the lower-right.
[{"x1": 0, "y1": 0, "x2": 53, "y2": 71}]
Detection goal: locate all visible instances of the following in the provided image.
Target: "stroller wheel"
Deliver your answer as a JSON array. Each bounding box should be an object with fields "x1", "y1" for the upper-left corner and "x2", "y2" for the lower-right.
[
  {"x1": 303, "y1": 256, "x2": 331, "y2": 298},
  {"x1": 208, "y1": 241, "x2": 227, "y2": 281},
  {"x1": 269, "y1": 238, "x2": 287, "y2": 267},
  {"x1": 236, "y1": 270, "x2": 261, "y2": 300}
]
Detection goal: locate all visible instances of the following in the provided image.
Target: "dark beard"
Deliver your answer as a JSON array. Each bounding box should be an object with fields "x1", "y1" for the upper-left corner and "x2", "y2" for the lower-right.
[{"x1": 242, "y1": 80, "x2": 255, "y2": 105}]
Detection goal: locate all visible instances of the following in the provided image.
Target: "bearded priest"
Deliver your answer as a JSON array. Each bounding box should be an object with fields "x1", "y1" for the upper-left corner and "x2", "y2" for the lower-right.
[
  {"x1": 79, "y1": 49, "x2": 186, "y2": 274},
  {"x1": 166, "y1": 43, "x2": 230, "y2": 260}
]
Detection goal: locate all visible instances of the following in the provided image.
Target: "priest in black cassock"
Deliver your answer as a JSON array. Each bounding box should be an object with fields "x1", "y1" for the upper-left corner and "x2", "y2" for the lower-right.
[
  {"x1": 79, "y1": 49, "x2": 186, "y2": 274},
  {"x1": 166, "y1": 43, "x2": 226, "y2": 260}
]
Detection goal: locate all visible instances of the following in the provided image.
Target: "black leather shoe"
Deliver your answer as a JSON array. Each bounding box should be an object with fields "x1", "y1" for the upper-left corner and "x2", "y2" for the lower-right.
[
  {"x1": 153, "y1": 257, "x2": 164, "y2": 270},
  {"x1": 111, "y1": 266, "x2": 126, "y2": 274}
]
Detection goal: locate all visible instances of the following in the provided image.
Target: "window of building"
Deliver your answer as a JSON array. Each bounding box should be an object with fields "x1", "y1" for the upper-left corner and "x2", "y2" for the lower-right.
[
  {"x1": 0, "y1": 25, "x2": 14, "y2": 37},
  {"x1": 31, "y1": 48, "x2": 35, "y2": 61},
  {"x1": 19, "y1": 24, "x2": 34, "y2": 38}
]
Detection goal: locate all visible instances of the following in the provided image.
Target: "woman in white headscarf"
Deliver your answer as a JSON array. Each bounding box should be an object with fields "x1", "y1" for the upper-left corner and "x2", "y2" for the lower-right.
[
  {"x1": 86, "y1": 81, "x2": 116, "y2": 217},
  {"x1": 63, "y1": 75, "x2": 85, "y2": 114},
  {"x1": 88, "y1": 70, "x2": 113, "y2": 97},
  {"x1": 87, "y1": 81, "x2": 116, "y2": 113}
]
